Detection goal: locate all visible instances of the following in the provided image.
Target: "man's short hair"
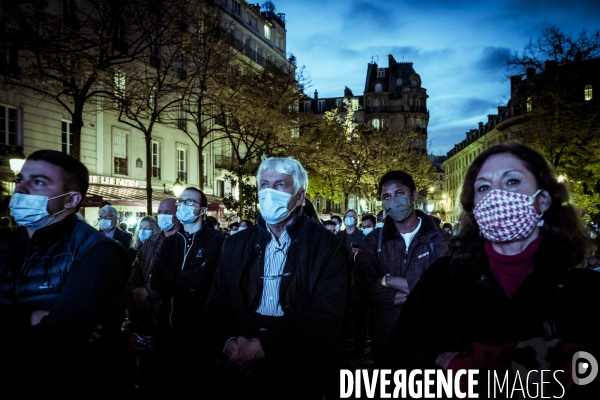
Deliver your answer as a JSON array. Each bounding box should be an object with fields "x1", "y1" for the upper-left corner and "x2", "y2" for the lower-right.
[
  {"x1": 330, "y1": 215, "x2": 342, "y2": 224},
  {"x1": 378, "y1": 170, "x2": 416, "y2": 196},
  {"x1": 99, "y1": 205, "x2": 119, "y2": 219},
  {"x1": 344, "y1": 209, "x2": 357, "y2": 218},
  {"x1": 362, "y1": 214, "x2": 376, "y2": 225},
  {"x1": 182, "y1": 187, "x2": 207, "y2": 207},
  {"x1": 26, "y1": 150, "x2": 89, "y2": 209},
  {"x1": 257, "y1": 157, "x2": 308, "y2": 194},
  {"x1": 323, "y1": 220, "x2": 336, "y2": 227}
]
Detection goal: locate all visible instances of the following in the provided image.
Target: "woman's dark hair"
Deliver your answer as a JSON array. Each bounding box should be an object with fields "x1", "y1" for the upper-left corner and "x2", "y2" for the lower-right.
[{"x1": 449, "y1": 143, "x2": 593, "y2": 266}]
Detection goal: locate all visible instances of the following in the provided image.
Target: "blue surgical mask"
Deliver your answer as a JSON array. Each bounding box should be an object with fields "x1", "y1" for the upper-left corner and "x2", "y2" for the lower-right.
[
  {"x1": 138, "y1": 229, "x2": 152, "y2": 242},
  {"x1": 362, "y1": 227, "x2": 374, "y2": 236},
  {"x1": 10, "y1": 192, "x2": 71, "y2": 229},
  {"x1": 176, "y1": 204, "x2": 199, "y2": 224},
  {"x1": 375, "y1": 222, "x2": 384, "y2": 229},
  {"x1": 344, "y1": 216, "x2": 356, "y2": 227},
  {"x1": 157, "y1": 214, "x2": 176, "y2": 231},
  {"x1": 259, "y1": 188, "x2": 295, "y2": 225},
  {"x1": 98, "y1": 218, "x2": 114, "y2": 231}
]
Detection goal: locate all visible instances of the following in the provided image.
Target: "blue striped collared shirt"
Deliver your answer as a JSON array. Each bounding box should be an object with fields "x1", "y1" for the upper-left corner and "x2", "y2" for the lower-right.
[{"x1": 255, "y1": 227, "x2": 291, "y2": 316}]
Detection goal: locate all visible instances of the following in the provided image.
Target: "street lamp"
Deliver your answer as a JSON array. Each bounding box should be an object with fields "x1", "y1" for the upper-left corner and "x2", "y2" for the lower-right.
[
  {"x1": 9, "y1": 147, "x2": 26, "y2": 174},
  {"x1": 173, "y1": 178, "x2": 184, "y2": 197}
]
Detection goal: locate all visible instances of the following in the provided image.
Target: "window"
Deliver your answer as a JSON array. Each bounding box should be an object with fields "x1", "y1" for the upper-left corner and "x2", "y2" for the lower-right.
[
  {"x1": 113, "y1": 130, "x2": 128, "y2": 175},
  {"x1": 374, "y1": 83, "x2": 383, "y2": 92},
  {"x1": 150, "y1": 36, "x2": 159, "y2": 68},
  {"x1": 61, "y1": 120, "x2": 73, "y2": 155},
  {"x1": 303, "y1": 101, "x2": 311, "y2": 112},
  {"x1": 0, "y1": 105, "x2": 20, "y2": 145},
  {"x1": 409, "y1": 118, "x2": 414, "y2": 126},
  {"x1": 372, "y1": 118, "x2": 380, "y2": 129},
  {"x1": 114, "y1": 71, "x2": 126, "y2": 99},
  {"x1": 275, "y1": 35, "x2": 282, "y2": 49},
  {"x1": 63, "y1": 0, "x2": 78, "y2": 29},
  {"x1": 176, "y1": 53, "x2": 186, "y2": 79},
  {"x1": 151, "y1": 141, "x2": 160, "y2": 179},
  {"x1": 396, "y1": 78, "x2": 403, "y2": 86},
  {"x1": 178, "y1": 99, "x2": 186, "y2": 131},
  {"x1": 232, "y1": 1, "x2": 241, "y2": 15},
  {"x1": 0, "y1": 47, "x2": 19, "y2": 76},
  {"x1": 177, "y1": 148, "x2": 187, "y2": 182},
  {"x1": 411, "y1": 80, "x2": 417, "y2": 86},
  {"x1": 351, "y1": 98, "x2": 359, "y2": 111},
  {"x1": 585, "y1": 84, "x2": 593, "y2": 101},
  {"x1": 113, "y1": 18, "x2": 127, "y2": 52},
  {"x1": 377, "y1": 68, "x2": 385, "y2": 78},
  {"x1": 318, "y1": 100, "x2": 325, "y2": 113},
  {"x1": 264, "y1": 25, "x2": 271, "y2": 40},
  {"x1": 526, "y1": 97, "x2": 532, "y2": 112}
]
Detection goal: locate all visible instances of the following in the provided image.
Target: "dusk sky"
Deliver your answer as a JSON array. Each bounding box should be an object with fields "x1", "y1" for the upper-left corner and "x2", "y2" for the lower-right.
[{"x1": 274, "y1": 0, "x2": 600, "y2": 155}]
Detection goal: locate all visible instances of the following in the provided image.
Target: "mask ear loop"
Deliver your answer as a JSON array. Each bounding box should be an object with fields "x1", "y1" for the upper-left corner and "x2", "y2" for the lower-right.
[{"x1": 532, "y1": 189, "x2": 545, "y2": 227}]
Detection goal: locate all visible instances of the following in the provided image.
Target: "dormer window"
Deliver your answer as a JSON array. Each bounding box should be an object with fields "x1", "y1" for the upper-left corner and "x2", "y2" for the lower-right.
[
  {"x1": 396, "y1": 78, "x2": 403, "y2": 86},
  {"x1": 411, "y1": 80, "x2": 417, "y2": 86},
  {"x1": 584, "y1": 84, "x2": 593, "y2": 101},
  {"x1": 377, "y1": 68, "x2": 385, "y2": 78},
  {"x1": 374, "y1": 83, "x2": 383, "y2": 92}
]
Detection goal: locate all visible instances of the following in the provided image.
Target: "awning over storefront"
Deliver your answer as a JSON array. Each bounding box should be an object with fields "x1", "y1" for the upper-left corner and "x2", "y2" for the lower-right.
[{"x1": 84, "y1": 183, "x2": 224, "y2": 211}]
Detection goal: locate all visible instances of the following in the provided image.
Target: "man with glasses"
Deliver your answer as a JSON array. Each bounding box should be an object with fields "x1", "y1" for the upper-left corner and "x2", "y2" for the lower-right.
[
  {"x1": 149, "y1": 187, "x2": 225, "y2": 396},
  {"x1": 204, "y1": 157, "x2": 347, "y2": 400},
  {"x1": 98, "y1": 204, "x2": 132, "y2": 250}
]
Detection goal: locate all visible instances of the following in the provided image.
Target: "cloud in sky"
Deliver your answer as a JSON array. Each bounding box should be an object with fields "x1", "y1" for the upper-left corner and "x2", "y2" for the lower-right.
[{"x1": 276, "y1": 0, "x2": 599, "y2": 155}]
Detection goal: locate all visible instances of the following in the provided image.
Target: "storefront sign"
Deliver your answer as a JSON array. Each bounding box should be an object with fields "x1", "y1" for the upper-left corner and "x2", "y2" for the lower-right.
[{"x1": 89, "y1": 175, "x2": 140, "y2": 187}]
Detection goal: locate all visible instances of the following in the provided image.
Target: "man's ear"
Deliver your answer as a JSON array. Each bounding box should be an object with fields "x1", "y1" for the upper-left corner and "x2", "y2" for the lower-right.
[
  {"x1": 294, "y1": 189, "x2": 306, "y2": 208},
  {"x1": 64, "y1": 192, "x2": 83, "y2": 209},
  {"x1": 538, "y1": 190, "x2": 552, "y2": 213}
]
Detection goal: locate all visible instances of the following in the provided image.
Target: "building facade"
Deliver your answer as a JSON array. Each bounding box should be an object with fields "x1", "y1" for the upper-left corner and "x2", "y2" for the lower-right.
[{"x1": 0, "y1": 0, "x2": 291, "y2": 226}]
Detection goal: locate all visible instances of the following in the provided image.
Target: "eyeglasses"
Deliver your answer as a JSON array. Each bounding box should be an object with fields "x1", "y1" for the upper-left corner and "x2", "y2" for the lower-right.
[
  {"x1": 98, "y1": 216, "x2": 116, "y2": 220},
  {"x1": 176, "y1": 198, "x2": 201, "y2": 207}
]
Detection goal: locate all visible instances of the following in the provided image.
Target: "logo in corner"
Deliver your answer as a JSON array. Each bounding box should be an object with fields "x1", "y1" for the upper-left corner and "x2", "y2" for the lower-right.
[{"x1": 572, "y1": 351, "x2": 598, "y2": 386}]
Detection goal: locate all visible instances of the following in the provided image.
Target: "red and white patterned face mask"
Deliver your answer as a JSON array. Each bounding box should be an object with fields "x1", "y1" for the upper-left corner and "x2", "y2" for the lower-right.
[{"x1": 473, "y1": 189, "x2": 543, "y2": 242}]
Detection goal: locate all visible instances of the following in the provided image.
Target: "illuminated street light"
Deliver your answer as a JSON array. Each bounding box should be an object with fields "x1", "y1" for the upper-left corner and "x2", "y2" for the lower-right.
[{"x1": 173, "y1": 179, "x2": 184, "y2": 197}]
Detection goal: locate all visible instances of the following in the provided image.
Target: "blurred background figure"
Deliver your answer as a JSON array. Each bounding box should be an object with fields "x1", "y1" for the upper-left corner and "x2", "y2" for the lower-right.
[{"x1": 128, "y1": 216, "x2": 159, "y2": 262}]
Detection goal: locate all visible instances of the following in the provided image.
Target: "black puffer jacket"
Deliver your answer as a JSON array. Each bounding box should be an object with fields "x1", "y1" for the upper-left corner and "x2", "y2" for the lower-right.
[{"x1": 0, "y1": 213, "x2": 129, "y2": 342}]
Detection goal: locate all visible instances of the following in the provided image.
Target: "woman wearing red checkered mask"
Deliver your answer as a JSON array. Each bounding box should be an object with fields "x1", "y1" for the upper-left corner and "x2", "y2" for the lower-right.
[{"x1": 387, "y1": 143, "x2": 600, "y2": 399}]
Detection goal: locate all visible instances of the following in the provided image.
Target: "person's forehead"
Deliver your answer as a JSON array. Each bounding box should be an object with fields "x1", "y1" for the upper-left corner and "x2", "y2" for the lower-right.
[
  {"x1": 382, "y1": 181, "x2": 411, "y2": 194},
  {"x1": 362, "y1": 220, "x2": 374, "y2": 226},
  {"x1": 345, "y1": 210, "x2": 356, "y2": 217},
  {"x1": 260, "y1": 170, "x2": 293, "y2": 184},
  {"x1": 19, "y1": 160, "x2": 64, "y2": 183},
  {"x1": 140, "y1": 221, "x2": 152, "y2": 229},
  {"x1": 180, "y1": 189, "x2": 201, "y2": 200},
  {"x1": 159, "y1": 199, "x2": 177, "y2": 211},
  {"x1": 477, "y1": 153, "x2": 531, "y2": 179},
  {"x1": 99, "y1": 208, "x2": 115, "y2": 215}
]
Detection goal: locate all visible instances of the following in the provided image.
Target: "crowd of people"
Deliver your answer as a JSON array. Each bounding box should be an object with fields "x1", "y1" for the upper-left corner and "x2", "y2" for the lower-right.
[{"x1": 1, "y1": 144, "x2": 599, "y2": 399}]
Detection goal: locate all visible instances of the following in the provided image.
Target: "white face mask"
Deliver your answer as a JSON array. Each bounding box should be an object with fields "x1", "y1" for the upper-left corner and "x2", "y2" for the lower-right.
[
  {"x1": 334, "y1": 223, "x2": 340, "y2": 233},
  {"x1": 344, "y1": 216, "x2": 356, "y2": 227},
  {"x1": 375, "y1": 222, "x2": 384, "y2": 229},
  {"x1": 157, "y1": 214, "x2": 176, "y2": 231},
  {"x1": 362, "y1": 227, "x2": 374, "y2": 236},
  {"x1": 138, "y1": 229, "x2": 152, "y2": 242},
  {"x1": 176, "y1": 204, "x2": 199, "y2": 224},
  {"x1": 10, "y1": 192, "x2": 70, "y2": 229},
  {"x1": 259, "y1": 188, "x2": 295, "y2": 225},
  {"x1": 237, "y1": 226, "x2": 246, "y2": 232},
  {"x1": 98, "y1": 218, "x2": 114, "y2": 231}
]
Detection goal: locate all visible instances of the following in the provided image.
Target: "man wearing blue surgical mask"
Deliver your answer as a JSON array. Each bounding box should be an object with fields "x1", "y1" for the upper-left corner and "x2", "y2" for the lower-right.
[
  {"x1": 149, "y1": 187, "x2": 224, "y2": 397},
  {"x1": 0, "y1": 150, "x2": 131, "y2": 395},
  {"x1": 204, "y1": 157, "x2": 347, "y2": 399},
  {"x1": 354, "y1": 170, "x2": 449, "y2": 369}
]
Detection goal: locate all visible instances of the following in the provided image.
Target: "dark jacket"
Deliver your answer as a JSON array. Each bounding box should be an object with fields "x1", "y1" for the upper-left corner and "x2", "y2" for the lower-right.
[
  {"x1": 112, "y1": 227, "x2": 133, "y2": 250},
  {"x1": 387, "y1": 237, "x2": 600, "y2": 397},
  {"x1": 354, "y1": 210, "x2": 449, "y2": 361},
  {"x1": 0, "y1": 213, "x2": 131, "y2": 394},
  {"x1": 203, "y1": 212, "x2": 347, "y2": 395},
  {"x1": 150, "y1": 223, "x2": 224, "y2": 336},
  {"x1": 124, "y1": 230, "x2": 166, "y2": 317}
]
